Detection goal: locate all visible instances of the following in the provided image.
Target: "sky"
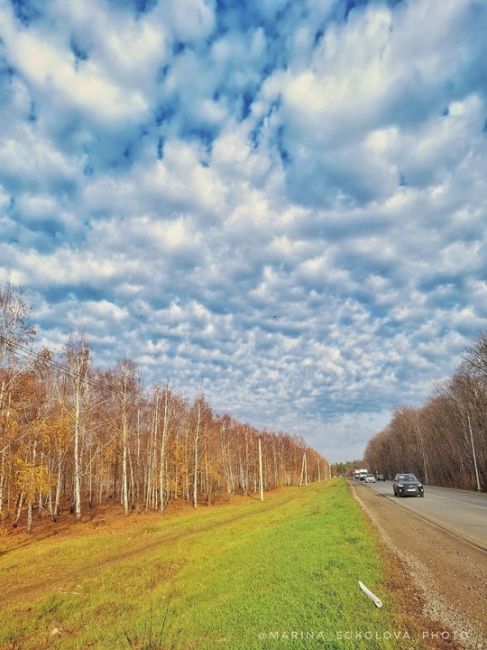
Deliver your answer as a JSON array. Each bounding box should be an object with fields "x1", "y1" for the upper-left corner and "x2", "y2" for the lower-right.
[{"x1": 1, "y1": 0, "x2": 487, "y2": 462}]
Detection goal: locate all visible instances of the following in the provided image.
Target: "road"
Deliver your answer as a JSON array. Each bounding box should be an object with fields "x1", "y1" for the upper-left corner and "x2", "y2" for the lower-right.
[
  {"x1": 352, "y1": 481, "x2": 487, "y2": 648},
  {"x1": 356, "y1": 479, "x2": 487, "y2": 549}
]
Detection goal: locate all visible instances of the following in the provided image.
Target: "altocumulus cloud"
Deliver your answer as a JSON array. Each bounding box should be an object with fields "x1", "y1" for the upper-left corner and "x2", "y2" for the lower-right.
[{"x1": 1, "y1": 0, "x2": 487, "y2": 460}]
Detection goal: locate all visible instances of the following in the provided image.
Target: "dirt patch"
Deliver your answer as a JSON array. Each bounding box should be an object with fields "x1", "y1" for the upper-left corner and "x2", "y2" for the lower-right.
[{"x1": 352, "y1": 482, "x2": 486, "y2": 650}]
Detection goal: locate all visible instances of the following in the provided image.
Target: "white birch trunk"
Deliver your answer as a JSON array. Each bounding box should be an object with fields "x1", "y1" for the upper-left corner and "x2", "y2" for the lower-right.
[
  {"x1": 73, "y1": 372, "x2": 82, "y2": 520},
  {"x1": 193, "y1": 399, "x2": 201, "y2": 509},
  {"x1": 159, "y1": 389, "x2": 169, "y2": 512}
]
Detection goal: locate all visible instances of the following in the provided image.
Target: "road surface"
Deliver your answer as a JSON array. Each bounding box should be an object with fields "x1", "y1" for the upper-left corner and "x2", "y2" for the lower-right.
[
  {"x1": 352, "y1": 481, "x2": 487, "y2": 648},
  {"x1": 356, "y1": 479, "x2": 487, "y2": 549}
]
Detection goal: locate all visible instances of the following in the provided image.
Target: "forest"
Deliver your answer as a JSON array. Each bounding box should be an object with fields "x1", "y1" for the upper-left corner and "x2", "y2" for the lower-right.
[
  {"x1": 0, "y1": 283, "x2": 327, "y2": 533},
  {"x1": 365, "y1": 332, "x2": 487, "y2": 491}
]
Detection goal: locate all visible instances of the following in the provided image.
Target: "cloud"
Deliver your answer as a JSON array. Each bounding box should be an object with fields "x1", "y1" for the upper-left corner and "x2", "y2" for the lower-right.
[
  {"x1": 1, "y1": 5, "x2": 151, "y2": 125},
  {"x1": 1, "y1": 0, "x2": 487, "y2": 461}
]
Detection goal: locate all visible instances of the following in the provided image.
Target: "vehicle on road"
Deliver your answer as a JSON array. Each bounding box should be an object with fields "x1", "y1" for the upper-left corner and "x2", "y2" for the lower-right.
[
  {"x1": 393, "y1": 473, "x2": 424, "y2": 497},
  {"x1": 364, "y1": 474, "x2": 376, "y2": 483},
  {"x1": 376, "y1": 473, "x2": 385, "y2": 481},
  {"x1": 355, "y1": 468, "x2": 368, "y2": 481}
]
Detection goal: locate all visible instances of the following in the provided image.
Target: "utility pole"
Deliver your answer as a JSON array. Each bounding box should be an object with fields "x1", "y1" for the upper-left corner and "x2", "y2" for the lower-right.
[
  {"x1": 467, "y1": 412, "x2": 481, "y2": 492},
  {"x1": 300, "y1": 451, "x2": 308, "y2": 486},
  {"x1": 416, "y1": 424, "x2": 429, "y2": 485},
  {"x1": 317, "y1": 459, "x2": 321, "y2": 482},
  {"x1": 258, "y1": 437, "x2": 264, "y2": 501}
]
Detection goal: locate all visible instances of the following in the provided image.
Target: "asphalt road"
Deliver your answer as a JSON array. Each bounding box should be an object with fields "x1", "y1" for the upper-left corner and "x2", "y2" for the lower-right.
[{"x1": 355, "y1": 479, "x2": 487, "y2": 548}]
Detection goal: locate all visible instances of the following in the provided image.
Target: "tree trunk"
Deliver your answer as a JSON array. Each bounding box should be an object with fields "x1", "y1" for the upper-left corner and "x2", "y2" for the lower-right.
[
  {"x1": 159, "y1": 389, "x2": 169, "y2": 512},
  {"x1": 73, "y1": 373, "x2": 82, "y2": 520},
  {"x1": 193, "y1": 399, "x2": 201, "y2": 509}
]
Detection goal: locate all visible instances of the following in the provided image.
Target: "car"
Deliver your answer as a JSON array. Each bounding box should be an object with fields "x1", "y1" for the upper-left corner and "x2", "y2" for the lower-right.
[
  {"x1": 376, "y1": 473, "x2": 385, "y2": 481},
  {"x1": 364, "y1": 474, "x2": 376, "y2": 483},
  {"x1": 393, "y1": 473, "x2": 424, "y2": 497},
  {"x1": 359, "y1": 474, "x2": 367, "y2": 481}
]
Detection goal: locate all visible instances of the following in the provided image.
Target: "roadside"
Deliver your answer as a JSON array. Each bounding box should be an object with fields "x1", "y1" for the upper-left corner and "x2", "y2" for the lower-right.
[{"x1": 352, "y1": 481, "x2": 486, "y2": 650}]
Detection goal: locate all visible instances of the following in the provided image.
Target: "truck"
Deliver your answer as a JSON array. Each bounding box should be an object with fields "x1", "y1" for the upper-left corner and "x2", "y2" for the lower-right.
[{"x1": 353, "y1": 468, "x2": 368, "y2": 480}]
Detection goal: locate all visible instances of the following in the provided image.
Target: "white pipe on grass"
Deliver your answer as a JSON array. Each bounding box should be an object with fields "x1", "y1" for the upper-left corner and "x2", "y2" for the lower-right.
[{"x1": 358, "y1": 581, "x2": 383, "y2": 608}]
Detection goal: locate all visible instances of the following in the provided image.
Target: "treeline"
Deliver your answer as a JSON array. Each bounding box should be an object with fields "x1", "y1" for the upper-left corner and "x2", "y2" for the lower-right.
[
  {"x1": 0, "y1": 284, "x2": 328, "y2": 533},
  {"x1": 331, "y1": 460, "x2": 363, "y2": 476},
  {"x1": 365, "y1": 332, "x2": 487, "y2": 490}
]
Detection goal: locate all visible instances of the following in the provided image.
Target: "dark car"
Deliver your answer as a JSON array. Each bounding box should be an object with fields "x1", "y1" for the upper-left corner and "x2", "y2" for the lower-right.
[
  {"x1": 376, "y1": 473, "x2": 385, "y2": 481},
  {"x1": 393, "y1": 473, "x2": 424, "y2": 497}
]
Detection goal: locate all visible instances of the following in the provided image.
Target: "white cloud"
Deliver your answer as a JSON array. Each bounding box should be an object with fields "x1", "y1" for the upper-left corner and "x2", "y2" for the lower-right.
[
  {"x1": 160, "y1": 0, "x2": 216, "y2": 43},
  {"x1": 1, "y1": 0, "x2": 486, "y2": 461},
  {"x1": 0, "y1": 122, "x2": 78, "y2": 190}
]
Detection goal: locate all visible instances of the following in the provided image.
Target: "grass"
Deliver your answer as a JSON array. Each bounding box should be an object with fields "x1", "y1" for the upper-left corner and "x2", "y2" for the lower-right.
[{"x1": 0, "y1": 480, "x2": 424, "y2": 649}]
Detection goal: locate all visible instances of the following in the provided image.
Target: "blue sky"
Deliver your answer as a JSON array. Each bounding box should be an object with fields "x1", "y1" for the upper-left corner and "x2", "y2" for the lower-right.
[{"x1": 1, "y1": 0, "x2": 487, "y2": 461}]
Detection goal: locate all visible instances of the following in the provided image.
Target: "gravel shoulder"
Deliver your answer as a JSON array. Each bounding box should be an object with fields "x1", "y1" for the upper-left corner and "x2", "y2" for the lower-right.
[{"x1": 352, "y1": 482, "x2": 486, "y2": 650}]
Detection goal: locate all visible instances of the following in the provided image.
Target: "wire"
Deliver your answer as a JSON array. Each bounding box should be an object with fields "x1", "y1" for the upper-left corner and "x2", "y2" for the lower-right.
[{"x1": 1, "y1": 337, "x2": 161, "y2": 412}]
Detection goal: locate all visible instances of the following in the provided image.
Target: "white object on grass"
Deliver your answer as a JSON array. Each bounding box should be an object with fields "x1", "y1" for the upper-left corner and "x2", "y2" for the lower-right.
[{"x1": 358, "y1": 581, "x2": 383, "y2": 608}]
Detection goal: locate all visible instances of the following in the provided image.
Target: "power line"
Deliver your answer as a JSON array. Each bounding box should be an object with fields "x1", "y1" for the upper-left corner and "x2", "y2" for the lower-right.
[{"x1": 0, "y1": 337, "x2": 162, "y2": 413}]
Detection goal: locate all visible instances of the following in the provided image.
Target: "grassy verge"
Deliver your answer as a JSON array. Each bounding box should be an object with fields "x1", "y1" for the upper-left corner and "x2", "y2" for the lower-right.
[{"x1": 0, "y1": 480, "x2": 424, "y2": 649}]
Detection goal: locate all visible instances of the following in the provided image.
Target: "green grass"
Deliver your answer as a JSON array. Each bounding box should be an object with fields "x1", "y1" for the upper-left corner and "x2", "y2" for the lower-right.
[{"x1": 0, "y1": 480, "x2": 423, "y2": 649}]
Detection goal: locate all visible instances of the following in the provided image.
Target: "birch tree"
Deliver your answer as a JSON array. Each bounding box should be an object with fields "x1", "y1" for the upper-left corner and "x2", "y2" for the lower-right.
[{"x1": 63, "y1": 337, "x2": 91, "y2": 520}]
